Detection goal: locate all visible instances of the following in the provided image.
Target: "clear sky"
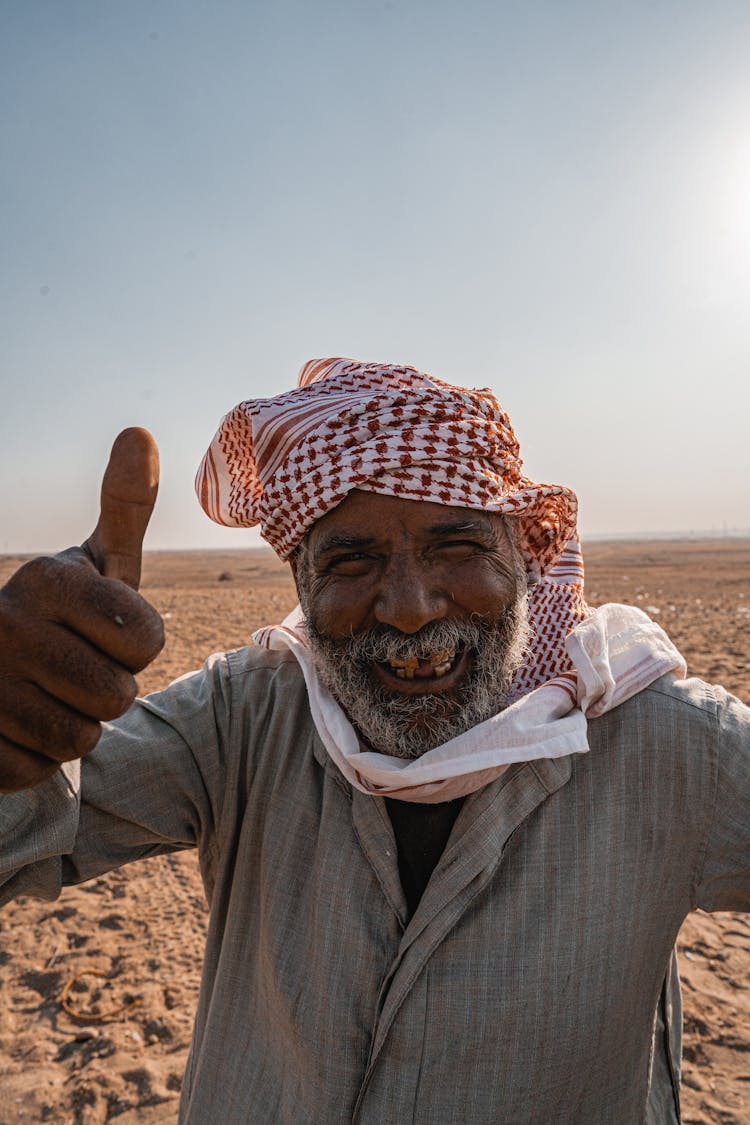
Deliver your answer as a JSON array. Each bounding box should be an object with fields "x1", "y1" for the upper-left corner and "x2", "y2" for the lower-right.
[{"x1": 2, "y1": 0, "x2": 749, "y2": 553}]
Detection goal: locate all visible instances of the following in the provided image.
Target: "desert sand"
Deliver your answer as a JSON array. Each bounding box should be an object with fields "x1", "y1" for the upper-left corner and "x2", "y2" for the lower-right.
[{"x1": 0, "y1": 539, "x2": 749, "y2": 1123}]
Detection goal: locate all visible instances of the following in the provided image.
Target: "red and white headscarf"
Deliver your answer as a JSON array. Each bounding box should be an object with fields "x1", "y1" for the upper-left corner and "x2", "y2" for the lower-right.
[
  {"x1": 196, "y1": 357, "x2": 577, "y2": 580},
  {"x1": 197, "y1": 357, "x2": 685, "y2": 802},
  {"x1": 197, "y1": 356, "x2": 591, "y2": 698}
]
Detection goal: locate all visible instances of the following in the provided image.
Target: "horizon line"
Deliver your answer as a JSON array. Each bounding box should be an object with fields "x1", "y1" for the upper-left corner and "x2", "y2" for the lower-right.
[{"x1": 3, "y1": 529, "x2": 750, "y2": 560}]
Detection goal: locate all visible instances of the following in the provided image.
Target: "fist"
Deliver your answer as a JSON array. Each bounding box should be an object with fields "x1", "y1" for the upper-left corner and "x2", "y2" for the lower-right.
[{"x1": 0, "y1": 429, "x2": 164, "y2": 792}]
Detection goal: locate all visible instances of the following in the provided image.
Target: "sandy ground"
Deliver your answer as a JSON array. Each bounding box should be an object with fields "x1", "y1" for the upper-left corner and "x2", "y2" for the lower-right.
[{"x1": 0, "y1": 540, "x2": 749, "y2": 1123}]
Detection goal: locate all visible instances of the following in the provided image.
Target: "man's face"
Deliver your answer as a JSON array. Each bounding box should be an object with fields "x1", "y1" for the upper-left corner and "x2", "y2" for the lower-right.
[{"x1": 292, "y1": 490, "x2": 529, "y2": 759}]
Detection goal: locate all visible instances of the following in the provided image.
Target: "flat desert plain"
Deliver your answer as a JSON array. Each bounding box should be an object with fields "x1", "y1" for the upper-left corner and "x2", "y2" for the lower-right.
[{"x1": 1, "y1": 540, "x2": 749, "y2": 1124}]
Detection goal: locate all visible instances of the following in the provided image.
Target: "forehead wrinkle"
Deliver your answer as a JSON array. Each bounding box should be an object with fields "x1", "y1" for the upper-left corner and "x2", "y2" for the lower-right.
[{"x1": 425, "y1": 515, "x2": 503, "y2": 538}]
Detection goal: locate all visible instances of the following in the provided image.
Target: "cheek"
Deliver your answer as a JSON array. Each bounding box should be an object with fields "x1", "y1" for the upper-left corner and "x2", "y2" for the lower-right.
[
  {"x1": 449, "y1": 564, "x2": 520, "y2": 618},
  {"x1": 307, "y1": 581, "x2": 372, "y2": 639}
]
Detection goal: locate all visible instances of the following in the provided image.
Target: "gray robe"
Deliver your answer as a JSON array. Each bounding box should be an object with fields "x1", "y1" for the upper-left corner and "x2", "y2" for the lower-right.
[{"x1": 2, "y1": 647, "x2": 749, "y2": 1123}]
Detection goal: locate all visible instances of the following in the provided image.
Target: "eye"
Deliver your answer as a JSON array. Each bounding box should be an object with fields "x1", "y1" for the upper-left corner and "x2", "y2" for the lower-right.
[
  {"x1": 325, "y1": 552, "x2": 376, "y2": 577},
  {"x1": 434, "y1": 539, "x2": 491, "y2": 559}
]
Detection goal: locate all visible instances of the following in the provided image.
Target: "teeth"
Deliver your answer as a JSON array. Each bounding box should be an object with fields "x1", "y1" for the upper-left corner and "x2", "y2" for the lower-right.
[
  {"x1": 387, "y1": 649, "x2": 457, "y2": 679},
  {"x1": 388, "y1": 656, "x2": 420, "y2": 672}
]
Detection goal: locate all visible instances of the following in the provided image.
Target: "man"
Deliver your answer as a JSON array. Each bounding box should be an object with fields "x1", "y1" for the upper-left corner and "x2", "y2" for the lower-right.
[{"x1": 1, "y1": 357, "x2": 749, "y2": 1124}]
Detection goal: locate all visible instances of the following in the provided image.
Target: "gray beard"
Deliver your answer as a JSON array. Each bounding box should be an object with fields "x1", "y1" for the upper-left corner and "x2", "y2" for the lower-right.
[{"x1": 302, "y1": 598, "x2": 530, "y2": 760}]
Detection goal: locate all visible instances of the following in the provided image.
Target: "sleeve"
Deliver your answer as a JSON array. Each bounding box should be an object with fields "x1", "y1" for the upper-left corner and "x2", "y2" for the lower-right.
[
  {"x1": 0, "y1": 651, "x2": 235, "y2": 907},
  {"x1": 694, "y1": 686, "x2": 750, "y2": 912}
]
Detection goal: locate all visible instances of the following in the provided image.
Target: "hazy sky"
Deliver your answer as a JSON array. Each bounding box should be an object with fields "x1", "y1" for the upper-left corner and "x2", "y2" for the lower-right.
[{"x1": 2, "y1": 0, "x2": 749, "y2": 553}]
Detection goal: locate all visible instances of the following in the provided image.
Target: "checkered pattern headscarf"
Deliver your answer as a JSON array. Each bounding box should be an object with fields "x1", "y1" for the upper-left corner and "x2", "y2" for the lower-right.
[
  {"x1": 196, "y1": 357, "x2": 578, "y2": 580},
  {"x1": 198, "y1": 357, "x2": 594, "y2": 700},
  {"x1": 196, "y1": 358, "x2": 684, "y2": 800}
]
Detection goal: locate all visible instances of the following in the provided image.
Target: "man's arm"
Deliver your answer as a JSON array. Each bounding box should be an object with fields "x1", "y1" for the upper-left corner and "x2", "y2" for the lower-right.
[
  {"x1": 0, "y1": 429, "x2": 164, "y2": 792},
  {"x1": 693, "y1": 684, "x2": 750, "y2": 913}
]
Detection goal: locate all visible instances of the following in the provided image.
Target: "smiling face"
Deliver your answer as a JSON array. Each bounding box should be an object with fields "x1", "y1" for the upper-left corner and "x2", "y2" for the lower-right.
[{"x1": 291, "y1": 490, "x2": 530, "y2": 759}]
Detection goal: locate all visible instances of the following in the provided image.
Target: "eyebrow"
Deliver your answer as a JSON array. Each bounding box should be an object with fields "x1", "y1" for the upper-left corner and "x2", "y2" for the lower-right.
[
  {"x1": 314, "y1": 532, "x2": 377, "y2": 555},
  {"x1": 314, "y1": 520, "x2": 500, "y2": 556}
]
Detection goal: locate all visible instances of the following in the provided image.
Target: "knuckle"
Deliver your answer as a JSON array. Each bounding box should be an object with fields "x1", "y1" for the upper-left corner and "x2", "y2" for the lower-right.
[
  {"x1": 126, "y1": 605, "x2": 166, "y2": 671},
  {"x1": 60, "y1": 719, "x2": 102, "y2": 761},
  {"x1": 8, "y1": 554, "x2": 65, "y2": 591},
  {"x1": 96, "y1": 669, "x2": 138, "y2": 720},
  {"x1": 144, "y1": 609, "x2": 166, "y2": 660},
  {"x1": 0, "y1": 740, "x2": 59, "y2": 793},
  {"x1": 44, "y1": 704, "x2": 103, "y2": 759},
  {"x1": 1, "y1": 554, "x2": 85, "y2": 624},
  {"x1": 0, "y1": 678, "x2": 103, "y2": 764}
]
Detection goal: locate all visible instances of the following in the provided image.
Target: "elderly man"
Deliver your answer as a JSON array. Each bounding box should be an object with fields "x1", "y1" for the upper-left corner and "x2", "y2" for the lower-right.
[{"x1": 1, "y1": 357, "x2": 748, "y2": 1124}]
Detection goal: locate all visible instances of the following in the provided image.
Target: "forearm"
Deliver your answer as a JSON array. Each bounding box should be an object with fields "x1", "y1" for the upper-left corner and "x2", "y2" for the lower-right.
[{"x1": 0, "y1": 761, "x2": 81, "y2": 904}]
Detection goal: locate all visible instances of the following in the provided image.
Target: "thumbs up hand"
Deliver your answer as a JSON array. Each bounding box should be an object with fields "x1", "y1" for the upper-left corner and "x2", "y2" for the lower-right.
[{"x1": 0, "y1": 429, "x2": 165, "y2": 792}]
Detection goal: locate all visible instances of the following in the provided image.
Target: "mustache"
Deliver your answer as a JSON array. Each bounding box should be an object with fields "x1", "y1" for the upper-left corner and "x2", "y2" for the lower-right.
[
  {"x1": 303, "y1": 596, "x2": 530, "y2": 760},
  {"x1": 338, "y1": 618, "x2": 484, "y2": 665}
]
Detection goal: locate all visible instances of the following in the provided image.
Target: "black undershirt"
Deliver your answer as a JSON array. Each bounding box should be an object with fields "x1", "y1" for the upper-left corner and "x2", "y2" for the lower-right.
[{"x1": 385, "y1": 796, "x2": 465, "y2": 918}]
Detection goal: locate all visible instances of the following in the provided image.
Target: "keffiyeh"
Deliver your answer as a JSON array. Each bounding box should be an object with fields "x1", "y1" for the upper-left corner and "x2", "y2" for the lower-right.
[
  {"x1": 196, "y1": 357, "x2": 577, "y2": 579},
  {"x1": 199, "y1": 357, "x2": 686, "y2": 801}
]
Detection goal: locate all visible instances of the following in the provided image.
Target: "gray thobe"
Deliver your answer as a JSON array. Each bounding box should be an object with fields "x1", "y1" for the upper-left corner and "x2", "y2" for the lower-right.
[{"x1": 2, "y1": 646, "x2": 749, "y2": 1124}]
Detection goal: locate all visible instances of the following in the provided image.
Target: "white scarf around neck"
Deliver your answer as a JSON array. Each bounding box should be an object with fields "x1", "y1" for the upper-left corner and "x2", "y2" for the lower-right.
[{"x1": 253, "y1": 603, "x2": 686, "y2": 804}]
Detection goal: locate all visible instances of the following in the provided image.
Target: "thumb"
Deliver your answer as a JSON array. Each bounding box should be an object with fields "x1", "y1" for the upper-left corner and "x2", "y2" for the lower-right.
[{"x1": 84, "y1": 428, "x2": 160, "y2": 590}]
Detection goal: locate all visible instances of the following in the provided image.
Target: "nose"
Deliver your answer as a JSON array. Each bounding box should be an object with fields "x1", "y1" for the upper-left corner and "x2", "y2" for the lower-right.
[{"x1": 373, "y1": 556, "x2": 447, "y2": 634}]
